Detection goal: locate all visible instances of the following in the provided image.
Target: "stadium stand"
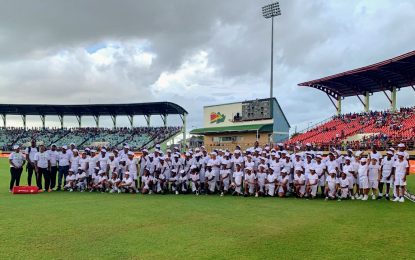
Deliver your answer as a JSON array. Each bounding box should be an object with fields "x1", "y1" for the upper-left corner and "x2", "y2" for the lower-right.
[
  {"x1": 287, "y1": 107, "x2": 415, "y2": 150},
  {"x1": 0, "y1": 126, "x2": 181, "y2": 151}
]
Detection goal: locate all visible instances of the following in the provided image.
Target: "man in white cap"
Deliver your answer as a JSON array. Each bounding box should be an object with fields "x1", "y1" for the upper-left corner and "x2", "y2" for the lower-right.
[
  {"x1": 70, "y1": 149, "x2": 80, "y2": 174},
  {"x1": 392, "y1": 152, "x2": 409, "y2": 202},
  {"x1": 87, "y1": 149, "x2": 98, "y2": 186},
  {"x1": 204, "y1": 163, "x2": 216, "y2": 194},
  {"x1": 378, "y1": 151, "x2": 394, "y2": 200},
  {"x1": 126, "y1": 151, "x2": 139, "y2": 188},
  {"x1": 48, "y1": 144, "x2": 59, "y2": 190},
  {"x1": 97, "y1": 148, "x2": 109, "y2": 172},
  {"x1": 343, "y1": 156, "x2": 356, "y2": 199},
  {"x1": 314, "y1": 154, "x2": 327, "y2": 197},
  {"x1": 139, "y1": 149, "x2": 149, "y2": 179},
  {"x1": 34, "y1": 144, "x2": 51, "y2": 192},
  {"x1": 208, "y1": 152, "x2": 220, "y2": 190},
  {"x1": 9, "y1": 145, "x2": 25, "y2": 192},
  {"x1": 397, "y1": 143, "x2": 409, "y2": 160},
  {"x1": 25, "y1": 139, "x2": 38, "y2": 187},
  {"x1": 243, "y1": 167, "x2": 256, "y2": 197},
  {"x1": 57, "y1": 145, "x2": 71, "y2": 191},
  {"x1": 357, "y1": 158, "x2": 369, "y2": 200}
]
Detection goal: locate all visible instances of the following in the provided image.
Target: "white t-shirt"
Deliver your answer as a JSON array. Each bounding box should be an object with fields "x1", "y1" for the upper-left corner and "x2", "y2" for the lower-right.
[
  {"x1": 358, "y1": 164, "x2": 369, "y2": 179},
  {"x1": 368, "y1": 163, "x2": 380, "y2": 181},
  {"x1": 394, "y1": 160, "x2": 409, "y2": 175},
  {"x1": 308, "y1": 173, "x2": 319, "y2": 185},
  {"x1": 34, "y1": 152, "x2": 50, "y2": 168},
  {"x1": 76, "y1": 172, "x2": 87, "y2": 181},
  {"x1": 48, "y1": 150, "x2": 59, "y2": 167},
  {"x1": 256, "y1": 172, "x2": 267, "y2": 185},
  {"x1": 294, "y1": 174, "x2": 305, "y2": 185},
  {"x1": 233, "y1": 171, "x2": 243, "y2": 185},
  {"x1": 244, "y1": 173, "x2": 256, "y2": 184},
  {"x1": 205, "y1": 170, "x2": 215, "y2": 182},
  {"x1": 9, "y1": 152, "x2": 25, "y2": 168},
  {"x1": 66, "y1": 174, "x2": 76, "y2": 183},
  {"x1": 58, "y1": 152, "x2": 71, "y2": 167},
  {"x1": 25, "y1": 146, "x2": 38, "y2": 162},
  {"x1": 266, "y1": 173, "x2": 278, "y2": 183},
  {"x1": 338, "y1": 177, "x2": 349, "y2": 188},
  {"x1": 381, "y1": 157, "x2": 394, "y2": 174}
]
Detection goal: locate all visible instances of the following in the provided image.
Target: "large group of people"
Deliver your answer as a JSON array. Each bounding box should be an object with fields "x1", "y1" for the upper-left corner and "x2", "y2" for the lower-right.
[{"x1": 8, "y1": 139, "x2": 411, "y2": 202}]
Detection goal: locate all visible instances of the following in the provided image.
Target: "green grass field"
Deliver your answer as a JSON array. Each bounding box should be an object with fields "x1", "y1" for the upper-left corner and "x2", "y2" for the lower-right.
[{"x1": 0, "y1": 158, "x2": 414, "y2": 259}]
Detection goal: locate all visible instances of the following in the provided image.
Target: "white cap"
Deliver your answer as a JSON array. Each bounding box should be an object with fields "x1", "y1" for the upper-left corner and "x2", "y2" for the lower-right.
[
  {"x1": 109, "y1": 153, "x2": 115, "y2": 157},
  {"x1": 355, "y1": 151, "x2": 362, "y2": 157},
  {"x1": 306, "y1": 143, "x2": 311, "y2": 146},
  {"x1": 206, "y1": 163, "x2": 213, "y2": 167},
  {"x1": 360, "y1": 158, "x2": 367, "y2": 162},
  {"x1": 73, "y1": 149, "x2": 79, "y2": 153},
  {"x1": 101, "y1": 149, "x2": 106, "y2": 153},
  {"x1": 397, "y1": 152, "x2": 405, "y2": 157},
  {"x1": 127, "y1": 151, "x2": 134, "y2": 156},
  {"x1": 281, "y1": 169, "x2": 287, "y2": 174},
  {"x1": 166, "y1": 149, "x2": 172, "y2": 153},
  {"x1": 98, "y1": 170, "x2": 105, "y2": 174},
  {"x1": 210, "y1": 152, "x2": 217, "y2": 156},
  {"x1": 124, "y1": 171, "x2": 130, "y2": 175},
  {"x1": 190, "y1": 165, "x2": 197, "y2": 170},
  {"x1": 124, "y1": 145, "x2": 130, "y2": 149},
  {"x1": 245, "y1": 167, "x2": 253, "y2": 171},
  {"x1": 316, "y1": 155, "x2": 322, "y2": 159},
  {"x1": 387, "y1": 151, "x2": 394, "y2": 155},
  {"x1": 13, "y1": 145, "x2": 19, "y2": 149},
  {"x1": 142, "y1": 149, "x2": 149, "y2": 153},
  {"x1": 309, "y1": 167, "x2": 315, "y2": 171},
  {"x1": 70, "y1": 143, "x2": 75, "y2": 146},
  {"x1": 398, "y1": 143, "x2": 405, "y2": 148},
  {"x1": 329, "y1": 169, "x2": 336, "y2": 174},
  {"x1": 62, "y1": 145, "x2": 67, "y2": 149},
  {"x1": 294, "y1": 166, "x2": 303, "y2": 172}
]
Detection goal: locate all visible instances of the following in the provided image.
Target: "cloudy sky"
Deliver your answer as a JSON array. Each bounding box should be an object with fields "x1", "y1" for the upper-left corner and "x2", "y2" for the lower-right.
[{"x1": 0, "y1": 0, "x2": 414, "y2": 131}]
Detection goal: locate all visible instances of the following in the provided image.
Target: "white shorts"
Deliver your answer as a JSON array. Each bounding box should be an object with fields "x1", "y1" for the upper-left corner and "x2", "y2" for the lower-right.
[
  {"x1": 247, "y1": 183, "x2": 255, "y2": 194},
  {"x1": 369, "y1": 180, "x2": 378, "y2": 189},
  {"x1": 308, "y1": 184, "x2": 318, "y2": 197},
  {"x1": 347, "y1": 176, "x2": 355, "y2": 189},
  {"x1": 258, "y1": 183, "x2": 265, "y2": 193},
  {"x1": 266, "y1": 184, "x2": 275, "y2": 196},
  {"x1": 381, "y1": 172, "x2": 392, "y2": 184},
  {"x1": 278, "y1": 185, "x2": 287, "y2": 194},
  {"x1": 297, "y1": 184, "x2": 305, "y2": 195},
  {"x1": 191, "y1": 181, "x2": 200, "y2": 192},
  {"x1": 222, "y1": 178, "x2": 230, "y2": 191},
  {"x1": 208, "y1": 181, "x2": 216, "y2": 192},
  {"x1": 234, "y1": 184, "x2": 242, "y2": 194},
  {"x1": 340, "y1": 188, "x2": 349, "y2": 198},
  {"x1": 394, "y1": 173, "x2": 406, "y2": 186},
  {"x1": 130, "y1": 172, "x2": 138, "y2": 180},
  {"x1": 359, "y1": 177, "x2": 369, "y2": 189},
  {"x1": 318, "y1": 175, "x2": 325, "y2": 186}
]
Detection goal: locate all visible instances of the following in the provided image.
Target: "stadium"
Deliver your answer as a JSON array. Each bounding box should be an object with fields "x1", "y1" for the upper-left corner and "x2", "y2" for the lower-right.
[{"x1": 1, "y1": 1, "x2": 415, "y2": 260}]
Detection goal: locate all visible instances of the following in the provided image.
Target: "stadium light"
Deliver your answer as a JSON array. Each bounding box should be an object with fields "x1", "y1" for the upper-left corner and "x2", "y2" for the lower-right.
[{"x1": 262, "y1": 2, "x2": 281, "y2": 99}]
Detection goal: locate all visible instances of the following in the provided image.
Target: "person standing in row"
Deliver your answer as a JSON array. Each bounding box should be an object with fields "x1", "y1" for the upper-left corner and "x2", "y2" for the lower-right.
[
  {"x1": 57, "y1": 145, "x2": 71, "y2": 191},
  {"x1": 25, "y1": 139, "x2": 38, "y2": 187},
  {"x1": 9, "y1": 145, "x2": 26, "y2": 192},
  {"x1": 34, "y1": 144, "x2": 51, "y2": 192},
  {"x1": 48, "y1": 144, "x2": 59, "y2": 190}
]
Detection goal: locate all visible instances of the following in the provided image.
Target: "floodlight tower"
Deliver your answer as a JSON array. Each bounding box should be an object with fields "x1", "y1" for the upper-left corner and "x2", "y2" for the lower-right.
[{"x1": 262, "y1": 2, "x2": 281, "y2": 99}]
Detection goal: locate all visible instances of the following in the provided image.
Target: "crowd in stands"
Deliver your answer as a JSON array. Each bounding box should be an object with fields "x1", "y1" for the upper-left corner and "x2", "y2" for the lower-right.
[
  {"x1": 0, "y1": 126, "x2": 182, "y2": 151},
  {"x1": 288, "y1": 107, "x2": 415, "y2": 151}
]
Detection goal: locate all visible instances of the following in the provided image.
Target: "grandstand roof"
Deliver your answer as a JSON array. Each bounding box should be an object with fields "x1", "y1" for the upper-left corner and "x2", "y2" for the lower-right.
[
  {"x1": 0, "y1": 102, "x2": 187, "y2": 116},
  {"x1": 298, "y1": 50, "x2": 415, "y2": 98},
  {"x1": 190, "y1": 123, "x2": 273, "y2": 135}
]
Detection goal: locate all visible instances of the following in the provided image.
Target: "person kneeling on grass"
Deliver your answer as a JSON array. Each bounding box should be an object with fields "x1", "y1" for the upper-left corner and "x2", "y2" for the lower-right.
[
  {"x1": 219, "y1": 162, "x2": 230, "y2": 196},
  {"x1": 108, "y1": 172, "x2": 121, "y2": 193},
  {"x1": 205, "y1": 163, "x2": 216, "y2": 195},
  {"x1": 277, "y1": 169, "x2": 289, "y2": 198},
  {"x1": 119, "y1": 172, "x2": 138, "y2": 193},
  {"x1": 231, "y1": 163, "x2": 243, "y2": 196},
  {"x1": 178, "y1": 170, "x2": 189, "y2": 194},
  {"x1": 169, "y1": 169, "x2": 179, "y2": 194},
  {"x1": 256, "y1": 164, "x2": 267, "y2": 197},
  {"x1": 293, "y1": 168, "x2": 305, "y2": 198},
  {"x1": 243, "y1": 167, "x2": 256, "y2": 197},
  {"x1": 64, "y1": 170, "x2": 76, "y2": 192},
  {"x1": 95, "y1": 170, "x2": 108, "y2": 192},
  {"x1": 75, "y1": 167, "x2": 87, "y2": 192},
  {"x1": 325, "y1": 170, "x2": 337, "y2": 200},
  {"x1": 89, "y1": 167, "x2": 100, "y2": 191},
  {"x1": 154, "y1": 170, "x2": 166, "y2": 194},
  {"x1": 189, "y1": 165, "x2": 200, "y2": 195},
  {"x1": 337, "y1": 171, "x2": 350, "y2": 201},
  {"x1": 141, "y1": 169, "x2": 154, "y2": 194},
  {"x1": 265, "y1": 168, "x2": 277, "y2": 197},
  {"x1": 306, "y1": 168, "x2": 319, "y2": 199}
]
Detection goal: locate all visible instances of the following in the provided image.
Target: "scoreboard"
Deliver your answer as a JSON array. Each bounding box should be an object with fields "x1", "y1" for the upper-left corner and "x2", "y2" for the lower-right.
[{"x1": 241, "y1": 99, "x2": 272, "y2": 121}]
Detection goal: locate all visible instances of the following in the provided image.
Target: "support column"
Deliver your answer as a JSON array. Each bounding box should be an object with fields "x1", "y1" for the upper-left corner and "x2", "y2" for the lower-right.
[
  {"x1": 58, "y1": 115, "x2": 64, "y2": 129},
  {"x1": 127, "y1": 115, "x2": 134, "y2": 128},
  {"x1": 391, "y1": 87, "x2": 397, "y2": 112},
  {"x1": 1, "y1": 114, "x2": 6, "y2": 128},
  {"x1": 337, "y1": 97, "x2": 342, "y2": 116},
  {"x1": 181, "y1": 113, "x2": 187, "y2": 151},
  {"x1": 93, "y1": 115, "x2": 100, "y2": 128},
  {"x1": 111, "y1": 115, "x2": 117, "y2": 129},
  {"x1": 161, "y1": 114, "x2": 167, "y2": 127},
  {"x1": 76, "y1": 115, "x2": 82, "y2": 128},
  {"x1": 364, "y1": 92, "x2": 370, "y2": 112},
  {"x1": 21, "y1": 115, "x2": 26, "y2": 130},
  {"x1": 144, "y1": 115, "x2": 151, "y2": 127},
  {"x1": 40, "y1": 115, "x2": 46, "y2": 129}
]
